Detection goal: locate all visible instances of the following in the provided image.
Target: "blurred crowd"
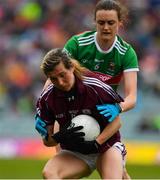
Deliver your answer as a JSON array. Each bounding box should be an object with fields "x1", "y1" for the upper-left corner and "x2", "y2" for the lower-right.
[{"x1": 0, "y1": 0, "x2": 159, "y2": 116}]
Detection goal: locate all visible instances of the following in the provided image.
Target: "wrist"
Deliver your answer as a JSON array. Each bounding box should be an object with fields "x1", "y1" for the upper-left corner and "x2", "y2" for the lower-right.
[
  {"x1": 95, "y1": 139, "x2": 101, "y2": 147},
  {"x1": 116, "y1": 103, "x2": 123, "y2": 113},
  {"x1": 52, "y1": 133, "x2": 60, "y2": 144}
]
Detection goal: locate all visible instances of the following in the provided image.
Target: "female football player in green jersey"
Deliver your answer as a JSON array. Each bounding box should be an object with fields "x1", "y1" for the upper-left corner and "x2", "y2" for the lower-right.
[
  {"x1": 63, "y1": 0, "x2": 138, "y2": 179},
  {"x1": 63, "y1": 0, "x2": 139, "y2": 119},
  {"x1": 36, "y1": 0, "x2": 139, "y2": 179}
]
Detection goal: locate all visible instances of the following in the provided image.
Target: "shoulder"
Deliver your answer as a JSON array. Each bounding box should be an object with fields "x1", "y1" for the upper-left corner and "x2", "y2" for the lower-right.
[
  {"x1": 69, "y1": 30, "x2": 95, "y2": 43},
  {"x1": 71, "y1": 30, "x2": 95, "y2": 45},
  {"x1": 115, "y1": 36, "x2": 136, "y2": 55},
  {"x1": 114, "y1": 36, "x2": 131, "y2": 55},
  {"x1": 115, "y1": 36, "x2": 137, "y2": 59},
  {"x1": 39, "y1": 84, "x2": 55, "y2": 101},
  {"x1": 64, "y1": 30, "x2": 96, "y2": 57},
  {"x1": 82, "y1": 73, "x2": 123, "y2": 102},
  {"x1": 116, "y1": 35, "x2": 130, "y2": 47},
  {"x1": 115, "y1": 36, "x2": 138, "y2": 71}
]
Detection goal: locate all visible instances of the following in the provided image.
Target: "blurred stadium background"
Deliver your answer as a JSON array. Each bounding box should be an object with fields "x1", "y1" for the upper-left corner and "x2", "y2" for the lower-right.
[{"x1": 0, "y1": 0, "x2": 160, "y2": 179}]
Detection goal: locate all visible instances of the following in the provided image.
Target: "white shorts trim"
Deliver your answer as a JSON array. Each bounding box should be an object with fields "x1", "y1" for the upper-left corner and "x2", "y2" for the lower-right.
[{"x1": 112, "y1": 142, "x2": 127, "y2": 167}]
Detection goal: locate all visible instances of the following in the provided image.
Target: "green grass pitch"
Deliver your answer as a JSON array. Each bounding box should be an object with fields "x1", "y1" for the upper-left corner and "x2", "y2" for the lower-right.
[{"x1": 0, "y1": 158, "x2": 160, "y2": 179}]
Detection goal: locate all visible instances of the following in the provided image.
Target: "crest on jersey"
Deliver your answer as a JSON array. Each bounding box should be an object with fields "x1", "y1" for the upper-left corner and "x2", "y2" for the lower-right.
[{"x1": 108, "y1": 62, "x2": 115, "y2": 71}]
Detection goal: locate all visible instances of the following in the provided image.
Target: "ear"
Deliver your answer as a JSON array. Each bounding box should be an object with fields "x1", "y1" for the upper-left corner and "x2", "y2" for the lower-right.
[
  {"x1": 117, "y1": 21, "x2": 123, "y2": 32},
  {"x1": 119, "y1": 21, "x2": 123, "y2": 28}
]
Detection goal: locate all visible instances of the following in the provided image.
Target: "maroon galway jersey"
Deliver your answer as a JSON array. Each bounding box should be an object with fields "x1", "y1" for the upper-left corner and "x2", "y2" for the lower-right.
[{"x1": 36, "y1": 72, "x2": 124, "y2": 153}]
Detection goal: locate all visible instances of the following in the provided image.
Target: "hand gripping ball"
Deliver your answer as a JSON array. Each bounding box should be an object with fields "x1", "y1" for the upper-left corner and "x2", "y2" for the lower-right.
[{"x1": 70, "y1": 114, "x2": 100, "y2": 141}]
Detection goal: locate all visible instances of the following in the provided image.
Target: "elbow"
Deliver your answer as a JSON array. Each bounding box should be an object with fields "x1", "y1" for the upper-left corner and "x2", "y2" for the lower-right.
[
  {"x1": 132, "y1": 96, "x2": 137, "y2": 108},
  {"x1": 127, "y1": 95, "x2": 137, "y2": 109},
  {"x1": 116, "y1": 116, "x2": 122, "y2": 129},
  {"x1": 43, "y1": 142, "x2": 53, "y2": 147}
]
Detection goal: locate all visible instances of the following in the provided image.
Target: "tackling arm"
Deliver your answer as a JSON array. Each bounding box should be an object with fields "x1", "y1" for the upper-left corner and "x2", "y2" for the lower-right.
[{"x1": 119, "y1": 71, "x2": 137, "y2": 112}]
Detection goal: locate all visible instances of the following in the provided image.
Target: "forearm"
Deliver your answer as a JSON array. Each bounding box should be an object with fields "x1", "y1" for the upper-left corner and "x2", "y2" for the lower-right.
[
  {"x1": 96, "y1": 116, "x2": 121, "y2": 145},
  {"x1": 119, "y1": 94, "x2": 137, "y2": 112},
  {"x1": 43, "y1": 125, "x2": 58, "y2": 147},
  {"x1": 43, "y1": 135, "x2": 58, "y2": 147},
  {"x1": 121, "y1": 71, "x2": 138, "y2": 112}
]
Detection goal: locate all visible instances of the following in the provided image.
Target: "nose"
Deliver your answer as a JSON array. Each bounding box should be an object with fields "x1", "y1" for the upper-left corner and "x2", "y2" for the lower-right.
[
  {"x1": 57, "y1": 78, "x2": 64, "y2": 86},
  {"x1": 104, "y1": 22, "x2": 109, "y2": 30}
]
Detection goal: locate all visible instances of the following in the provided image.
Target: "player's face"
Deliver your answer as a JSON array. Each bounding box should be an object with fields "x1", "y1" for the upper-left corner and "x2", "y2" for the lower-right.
[
  {"x1": 48, "y1": 62, "x2": 75, "y2": 91},
  {"x1": 95, "y1": 10, "x2": 121, "y2": 43}
]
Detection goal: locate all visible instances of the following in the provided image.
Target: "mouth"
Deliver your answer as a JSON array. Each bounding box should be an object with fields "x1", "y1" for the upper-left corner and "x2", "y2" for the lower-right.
[{"x1": 102, "y1": 32, "x2": 111, "y2": 35}]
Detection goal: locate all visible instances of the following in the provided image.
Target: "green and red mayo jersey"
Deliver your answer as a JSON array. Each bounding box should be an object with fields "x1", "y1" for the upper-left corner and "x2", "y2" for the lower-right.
[{"x1": 64, "y1": 30, "x2": 139, "y2": 90}]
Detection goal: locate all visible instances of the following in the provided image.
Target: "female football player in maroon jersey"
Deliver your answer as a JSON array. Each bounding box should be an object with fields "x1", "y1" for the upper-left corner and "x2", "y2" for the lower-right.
[{"x1": 35, "y1": 48, "x2": 126, "y2": 179}]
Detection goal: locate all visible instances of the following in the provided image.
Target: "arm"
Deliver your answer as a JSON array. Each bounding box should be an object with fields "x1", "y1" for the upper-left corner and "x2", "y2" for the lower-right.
[
  {"x1": 43, "y1": 125, "x2": 58, "y2": 147},
  {"x1": 66, "y1": 117, "x2": 121, "y2": 154},
  {"x1": 96, "y1": 116, "x2": 121, "y2": 145},
  {"x1": 119, "y1": 71, "x2": 137, "y2": 112},
  {"x1": 96, "y1": 71, "x2": 138, "y2": 121},
  {"x1": 37, "y1": 119, "x2": 84, "y2": 147}
]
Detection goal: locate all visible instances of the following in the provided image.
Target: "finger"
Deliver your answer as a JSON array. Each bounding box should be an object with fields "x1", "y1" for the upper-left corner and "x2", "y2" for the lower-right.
[
  {"x1": 36, "y1": 117, "x2": 46, "y2": 127},
  {"x1": 96, "y1": 105, "x2": 108, "y2": 110},
  {"x1": 108, "y1": 116, "x2": 114, "y2": 122},
  {"x1": 99, "y1": 109, "x2": 110, "y2": 115},
  {"x1": 76, "y1": 137, "x2": 85, "y2": 143},
  {"x1": 72, "y1": 137, "x2": 85, "y2": 143},
  {"x1": 40, "y1": 129, "x2": 48, "y2": 136},
  {"x1": 73, "y1": 132, "x2": 85, "y2": 137},
  {"x1": 40, "y1": 121, "x2": 46, "y2": 127},
  {"x1": 36, "y1": 125, "x2": 47, "y2": 134},
  {"x1": 70, "y1": 125, "x2": 84, "y2": 132},
  {"x1": 104, "y1": 113, "x2": 111, "y2": 118},
  {"x1": 108, "y1": 114, "x2": 118, "y2": 122}
]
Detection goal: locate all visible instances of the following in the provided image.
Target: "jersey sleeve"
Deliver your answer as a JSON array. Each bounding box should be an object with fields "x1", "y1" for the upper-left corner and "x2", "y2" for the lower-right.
[
  {"x1": 123, "y1": 46, "x2": 139, "y2": 72},
  {"x1": 84, "y1": 76, "x2": 124, "y2": 104},
  {"x1": 63, "y1": 36, "x2": 79, "y2": 59},
  {"x1": 97, "y1": 81, "x2": 124, "y2": 104},
  {"x1": 36, "y1": 94, "x2": 55, "y2": 125}
]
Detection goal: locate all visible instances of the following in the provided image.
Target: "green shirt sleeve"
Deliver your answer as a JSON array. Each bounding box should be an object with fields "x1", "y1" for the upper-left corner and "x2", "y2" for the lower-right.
[{"x1": 123, "y1": 46, "x2": 139, "y2": 71}]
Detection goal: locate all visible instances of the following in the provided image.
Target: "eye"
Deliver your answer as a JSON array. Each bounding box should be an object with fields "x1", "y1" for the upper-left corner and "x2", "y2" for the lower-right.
[
  {"x1": 50, "y1": 77, "x2": 57, "y2": 81},
  {"x1": 108, "y1": 21, "x2": 115, "y2": 25},
  {"x1": 97, "y1": 20, "x2": 105, "y2": 25},
  {"x1": 59, "y1": 72, "x2": 66, "y2": 78}
]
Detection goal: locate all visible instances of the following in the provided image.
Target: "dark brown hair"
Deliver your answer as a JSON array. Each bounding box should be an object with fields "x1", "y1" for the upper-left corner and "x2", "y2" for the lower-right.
[{"x1": 94, "y1": 0, "x2": 128, "y2": 23}]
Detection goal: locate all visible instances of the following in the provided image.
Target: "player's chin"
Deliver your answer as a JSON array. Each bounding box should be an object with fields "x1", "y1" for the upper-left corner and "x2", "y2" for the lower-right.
[
  {"x1": 61, "y1": 86, "x2": 72, "y2": 92},
  {"x1": 102, "y1": 35, "x2": 112, "y2": 41}
]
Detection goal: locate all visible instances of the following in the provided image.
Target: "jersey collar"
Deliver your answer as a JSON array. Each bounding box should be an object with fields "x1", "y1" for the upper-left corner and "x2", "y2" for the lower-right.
[{"x1": 94, "y1": 32, "x2": 117, "y2": 54}]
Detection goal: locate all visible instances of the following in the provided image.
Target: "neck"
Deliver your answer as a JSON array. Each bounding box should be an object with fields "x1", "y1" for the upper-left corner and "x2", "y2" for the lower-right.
[{"x1": 96, "y1": 35, "x2": 115, "y2": 51}]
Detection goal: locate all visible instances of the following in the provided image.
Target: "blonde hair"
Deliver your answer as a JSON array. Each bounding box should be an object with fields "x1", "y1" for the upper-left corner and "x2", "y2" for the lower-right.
[{"x1": 41, "y1": 48, "x2": 87, "y2": 80}]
